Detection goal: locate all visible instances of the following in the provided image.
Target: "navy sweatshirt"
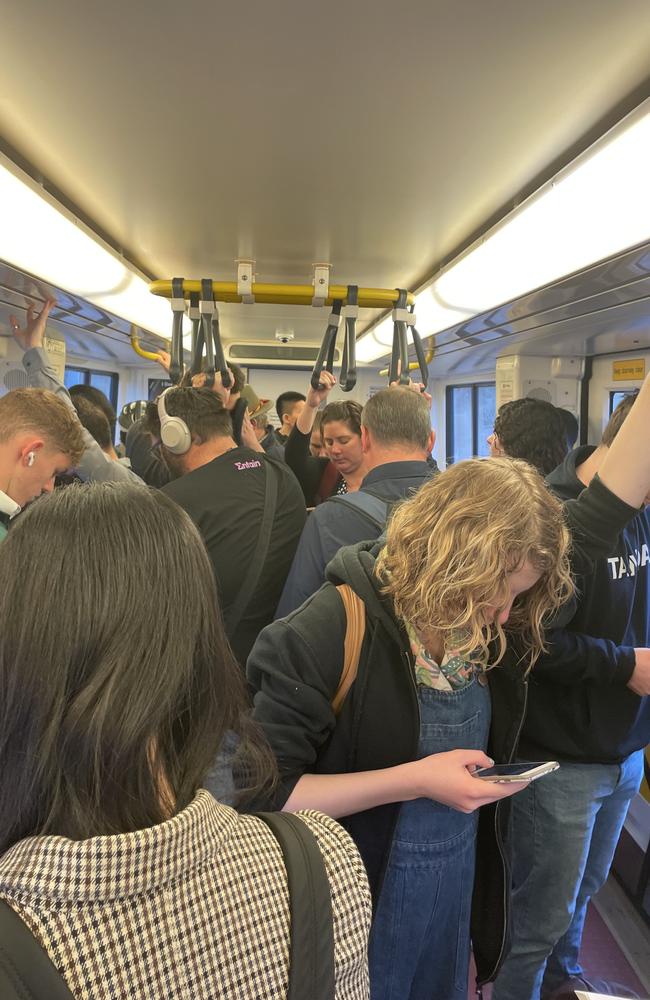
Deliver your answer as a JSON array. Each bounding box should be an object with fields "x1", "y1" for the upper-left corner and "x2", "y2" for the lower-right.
[{"x1": 518, "y1": 446, "x2": 650, "y2": 764}]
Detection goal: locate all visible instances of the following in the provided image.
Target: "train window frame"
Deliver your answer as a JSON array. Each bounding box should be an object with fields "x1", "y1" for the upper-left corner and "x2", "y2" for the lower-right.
[
  {"x1": 609, "y1": 389, "x2": 637, "y2": 415},
  {"x1": 445, "y1": 382, "x2": 496, "y2": 465},
  {"x1": 64, "y1": 367, "x2": 119, "y2": 410}
]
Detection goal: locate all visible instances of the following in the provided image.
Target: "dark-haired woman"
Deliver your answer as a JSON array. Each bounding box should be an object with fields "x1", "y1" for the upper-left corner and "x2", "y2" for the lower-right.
[
  {"x1": 0, "y1": 482, "x2": 370, "y2": 999},
  {"x1": 285, "y1": 370, "x2": 367, "y2": 505}
]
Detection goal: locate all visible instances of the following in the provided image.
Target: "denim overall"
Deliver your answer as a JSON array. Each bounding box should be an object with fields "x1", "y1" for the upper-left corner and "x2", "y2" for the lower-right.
[{"x1": 369, "y1": 672, "x2": 491, "y2": 1000}]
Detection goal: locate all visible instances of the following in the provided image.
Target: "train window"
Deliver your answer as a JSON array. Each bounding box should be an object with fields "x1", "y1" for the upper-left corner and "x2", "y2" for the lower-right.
[
  {"x1": 609, "y1": 390, "x2": 636, "y2": 414},
  {"x1": 64, "y1": 367, "x2": 119, "y2": 409},
  {"x1": 445, "y1": 383, "x2": 496, "y2": 465},
  {"x1": 148, "y1": 377, "x2": 173, "y2": 400}
]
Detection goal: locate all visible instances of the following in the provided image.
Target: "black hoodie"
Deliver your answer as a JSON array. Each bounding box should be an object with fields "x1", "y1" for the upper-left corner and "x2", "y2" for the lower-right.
[{"x1": 518, "y1": 446, "x2": 650, "y2": 763}]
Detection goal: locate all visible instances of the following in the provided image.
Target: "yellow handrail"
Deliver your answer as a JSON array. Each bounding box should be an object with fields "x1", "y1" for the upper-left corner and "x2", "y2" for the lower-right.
[
  {"x1": 130, "y1": 324, "x2": 162, "y2": 362},
  {"x1": 379, "y1": 337, "x2": 435, "y2": 377},
  {"x1": 149, "y1": 279, "x2": 415, "y2": 309}
]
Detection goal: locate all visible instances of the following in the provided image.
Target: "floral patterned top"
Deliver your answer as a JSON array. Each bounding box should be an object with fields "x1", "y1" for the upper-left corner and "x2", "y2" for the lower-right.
[{"x1": 406, "y1": 624, "x2": 478, "y2": 692}]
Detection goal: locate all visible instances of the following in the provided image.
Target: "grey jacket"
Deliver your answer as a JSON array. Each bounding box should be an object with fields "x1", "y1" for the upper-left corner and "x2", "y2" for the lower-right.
[{"x1": 23, "y1": 348, "x2": 142, "y2": 485}]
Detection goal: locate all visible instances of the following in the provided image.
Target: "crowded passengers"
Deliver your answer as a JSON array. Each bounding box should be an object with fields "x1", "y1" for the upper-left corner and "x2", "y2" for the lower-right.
[{"x1": 0, "y1": 297, "x2": 648, "y2": 1000}]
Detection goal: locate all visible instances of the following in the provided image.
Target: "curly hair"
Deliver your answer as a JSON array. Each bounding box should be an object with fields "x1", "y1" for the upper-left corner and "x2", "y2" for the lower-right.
[
  {"x1": 376, "y1": 458, "x2": 574, "y2": 669},
  {"x1": 493, "y1": 398, "x2": 568, "y2": 476}
]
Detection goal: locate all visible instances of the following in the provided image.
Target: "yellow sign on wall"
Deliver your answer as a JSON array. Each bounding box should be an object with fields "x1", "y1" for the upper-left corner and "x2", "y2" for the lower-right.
[{"x1": 613, "y1": 358, "x2": 646, "y2": 382}]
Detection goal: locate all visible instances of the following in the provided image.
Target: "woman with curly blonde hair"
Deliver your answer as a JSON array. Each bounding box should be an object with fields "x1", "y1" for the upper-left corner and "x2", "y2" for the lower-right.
[{"x1": 249, "y1": 381, "x2": 650, "y2": 1000}]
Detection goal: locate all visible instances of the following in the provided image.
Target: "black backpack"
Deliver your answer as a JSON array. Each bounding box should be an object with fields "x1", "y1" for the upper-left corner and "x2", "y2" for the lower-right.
[{"x1": 0, "y1": 812, "x2": 335, "y2": 1000}]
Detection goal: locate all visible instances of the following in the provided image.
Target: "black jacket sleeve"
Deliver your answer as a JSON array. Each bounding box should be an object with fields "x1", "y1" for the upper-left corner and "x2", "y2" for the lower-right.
[
  {"x1": 532, "y1": 629, "x2": 636, "y2": 685},
  {"x1": 284, "y1": 424, "x2": 329, "y2": 506},
  {"x1": 564, "y1": 474, "x2": 640, "y2": 575},
  {"x1": 247, "y1": 585, "x2": 347, "y2": 805}
]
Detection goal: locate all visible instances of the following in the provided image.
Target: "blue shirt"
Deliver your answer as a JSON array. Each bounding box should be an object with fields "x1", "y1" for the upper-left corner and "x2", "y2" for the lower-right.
[{"x1": 276, "y1": 460, "x2": 434, "y2": 617}]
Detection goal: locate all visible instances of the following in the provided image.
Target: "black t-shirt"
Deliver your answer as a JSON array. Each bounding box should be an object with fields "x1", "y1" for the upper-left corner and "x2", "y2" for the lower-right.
[{"x1": 162, "y1": 447, "x2": 306, "y2": 665}]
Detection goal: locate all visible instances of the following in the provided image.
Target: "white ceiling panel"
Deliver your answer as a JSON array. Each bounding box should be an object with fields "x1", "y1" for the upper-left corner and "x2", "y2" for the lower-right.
[{"x1": 1, "y1": 0, "x2": 650, "y2": 348}]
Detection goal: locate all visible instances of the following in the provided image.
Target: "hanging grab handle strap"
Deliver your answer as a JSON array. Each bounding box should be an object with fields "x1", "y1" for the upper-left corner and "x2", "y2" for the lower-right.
[
  {"x1": 389, "y1": 288, "x2": 411, "y2": 384},
  {"x1": 311, "y1": 300, "x2": 342, "y2": 389},
  {"x1": 169, "y1": 277, "x2": 186, "y2": 385},
  {"x1": 409, "y1": 304, "x2": 429, "y2": 388},
  {"x1": 188, "y1": 291, "x2": 201, "y2": 373},
  {"x1": 211, "y1": 308, "x2": 232, "y2": 390},
  {"x1": 339, "y1": 285, "x2": 358, "y2": 392},
  {"x1": 199, "y1": 279, "x2": 217, "y2": 386}
]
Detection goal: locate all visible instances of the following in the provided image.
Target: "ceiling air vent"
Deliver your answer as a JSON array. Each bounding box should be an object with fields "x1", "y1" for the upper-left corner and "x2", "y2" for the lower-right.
[{"x1": 227, "y1": 343, "x2": 341, "y2": 365}]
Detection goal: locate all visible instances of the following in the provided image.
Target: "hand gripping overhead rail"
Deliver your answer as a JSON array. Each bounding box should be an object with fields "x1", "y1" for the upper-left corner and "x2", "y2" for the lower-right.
[{"x1": 148, "y1": 274, "x2": 428, "y2": 390}]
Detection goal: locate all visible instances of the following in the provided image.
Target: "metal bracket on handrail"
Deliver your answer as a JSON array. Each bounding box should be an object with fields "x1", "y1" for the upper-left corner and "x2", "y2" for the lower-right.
[
  {"x1": 236, "y1": 259, "x2": 256, "y2": 304},
  {"x1": 311, "y1": 263, "x2": 331, "y2": 307},
  {"x1": 339, "y1": 285, "x2": 358, "y2": 392},
  {"x1": 311, "y1": 300, "x2": 342, "y2": 389}
]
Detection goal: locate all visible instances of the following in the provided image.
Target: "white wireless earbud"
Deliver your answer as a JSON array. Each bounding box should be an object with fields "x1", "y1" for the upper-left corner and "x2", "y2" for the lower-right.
[{"x1": 27, "y1": 452, "x2": 35, "y2": 467}]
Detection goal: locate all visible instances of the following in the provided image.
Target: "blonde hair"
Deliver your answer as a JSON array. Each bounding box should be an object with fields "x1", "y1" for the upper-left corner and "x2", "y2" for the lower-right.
[
  {"x1": 377, "y1": 458, "x2": 573, "y2": 669},
  {"x1": 0, "y1": 389, "x2": 85, "y2": 465}
]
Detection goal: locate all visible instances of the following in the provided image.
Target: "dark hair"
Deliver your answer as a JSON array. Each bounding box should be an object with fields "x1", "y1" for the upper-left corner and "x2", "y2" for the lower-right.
[
  {"x1": 144, "y1": 388, "x2": 233, "y2": 444},
  {"x1": 493, "y1": 398, "x2": 567, "y2": 476},
  {"x1": 556, "y1": 408, "x2": 579, "y2": 448},
  {"x1": 0, "y1": 481, "x2": 274, "y2": 850},
  {"x1": 71, "y1": 395, "x2": 113, "y2": 451},
  {"x1": 601, "y1": 392, "x2": 638, "y2": 447},
  {"x1": 321, "y1": 399, "x2": 363, "y2": 437},
  {"x1": 362, "y1": 388, "x2": 431, "y2": 450},
  {"x1": 69, "y1": 384, "x2": 116, "y2": 441},
  {"x1": 275, "y1": 391, "x2": 306, "y2": 422},
  {"x1": 229, "y1": 364, "x2": 246, "y2": 395}
]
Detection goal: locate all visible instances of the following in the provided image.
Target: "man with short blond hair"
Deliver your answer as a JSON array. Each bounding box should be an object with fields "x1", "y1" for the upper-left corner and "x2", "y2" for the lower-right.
[{"x1": 0, "y1": 387, "x2": 84, "y2": 538}]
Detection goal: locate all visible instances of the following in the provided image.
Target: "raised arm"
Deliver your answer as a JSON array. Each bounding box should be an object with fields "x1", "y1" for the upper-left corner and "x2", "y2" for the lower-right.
[
  {"x1": 597, "y1": 372, "x2": 650, "y2": 507},
  {"x1": 14, "y1": 299, "x2": 143, "y2": 485}
]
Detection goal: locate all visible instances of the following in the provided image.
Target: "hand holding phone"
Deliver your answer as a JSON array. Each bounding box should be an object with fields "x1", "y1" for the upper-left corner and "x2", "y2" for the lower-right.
[{"x1": 473, "y1": 761, "x2": 560, "y2": 783}]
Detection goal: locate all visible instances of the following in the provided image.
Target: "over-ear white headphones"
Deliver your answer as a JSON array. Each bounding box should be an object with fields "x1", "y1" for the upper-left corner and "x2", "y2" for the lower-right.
[
  {"x1": 27, "y1": 452, "x2": 35, "y2": 467},
  {"x1": 157, "y1": 388, "x2": 192, "y2": 455}
]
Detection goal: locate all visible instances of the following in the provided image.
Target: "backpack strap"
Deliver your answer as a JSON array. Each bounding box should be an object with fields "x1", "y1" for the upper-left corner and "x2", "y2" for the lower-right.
[
  {"x1": 332, "y1": 583, "x2": 366, "y2": 715},
  {"x1": 256, "y1": 812, "x2": 335, "y2": 1000},
  {"x1": 326, "y1": 490, "x2": 390, "y2": 532},
  {"x1": 0, "y1": 898, "x2": 75, "y2": 999},
  {"x1": 224, "y1": 459, "x2": 278, "y2": 635}
]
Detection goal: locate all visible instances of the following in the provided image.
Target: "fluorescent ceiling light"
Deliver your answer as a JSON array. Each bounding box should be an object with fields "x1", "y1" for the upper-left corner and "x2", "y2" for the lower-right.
[
  {"x1": 357, "y1": 99, "x2": 650, "y2": 363},
  {"x1": 0, "y1": 153, "x2": 181, "y2": 340}
]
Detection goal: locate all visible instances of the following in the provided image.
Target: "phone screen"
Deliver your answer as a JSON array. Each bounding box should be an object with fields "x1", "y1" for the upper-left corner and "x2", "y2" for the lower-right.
[{"x1": 475, "y1": 762, "x2": 548, "y2": 778}]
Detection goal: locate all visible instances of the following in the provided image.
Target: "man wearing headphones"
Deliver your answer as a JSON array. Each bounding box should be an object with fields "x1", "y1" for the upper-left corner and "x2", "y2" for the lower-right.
[
  {"x1": 0, "y1": 387, "x2": 85, "y2": 539},
  {"x1": 146, "y1": 386, "x2": 305, "y2": 666}
]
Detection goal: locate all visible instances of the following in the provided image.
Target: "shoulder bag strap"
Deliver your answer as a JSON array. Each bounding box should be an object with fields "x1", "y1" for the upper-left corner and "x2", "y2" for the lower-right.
[
  {"x1": 326, "y1": 491, "x2": 389, "y2": 532},
  {"x1": 256, "y1": 812, "x2": 335, "y2": 1000},
  {"x1": 331, "y1": 583, "x2": 366, "y2": 715},
  {"x1": 224, "y1": 459, "x2": 279, "y2": 635},
  {"x1": 0, "y1": 898, "x2": 75, "y2": 999}
]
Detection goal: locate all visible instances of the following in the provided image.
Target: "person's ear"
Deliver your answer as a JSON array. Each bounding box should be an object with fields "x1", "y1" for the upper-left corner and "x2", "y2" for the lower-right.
[
  {"x1": 361, "y1": 425, "x2": 371, "y2": 454},
  {"x1": 20, "y1": 440, "x2": 44, "y2": 466},
  {"x1": 427, "y1": 429, "x2": 436, "y2": 454}
]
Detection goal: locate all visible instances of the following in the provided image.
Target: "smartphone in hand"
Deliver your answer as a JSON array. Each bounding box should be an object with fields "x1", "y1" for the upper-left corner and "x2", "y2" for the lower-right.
[{"x1": 473, "y1": 761, "x2": 560, "y2": 783}]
